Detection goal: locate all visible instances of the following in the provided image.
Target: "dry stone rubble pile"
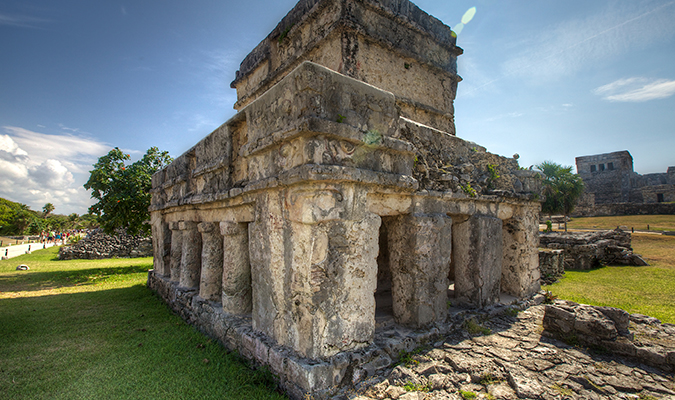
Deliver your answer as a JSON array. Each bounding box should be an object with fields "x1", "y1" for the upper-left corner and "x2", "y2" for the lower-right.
[{"x1": 58, "y1": 230, "x2": 152, "y2": 260}]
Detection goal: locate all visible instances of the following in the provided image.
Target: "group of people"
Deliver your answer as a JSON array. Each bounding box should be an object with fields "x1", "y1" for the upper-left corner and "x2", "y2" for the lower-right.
[{"x1": 39, "y1": 229, "x2": 86, "y2": 245}]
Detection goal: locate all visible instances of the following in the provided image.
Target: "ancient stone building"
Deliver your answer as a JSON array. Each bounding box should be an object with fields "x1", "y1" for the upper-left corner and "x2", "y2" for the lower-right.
[
  {"x1": 575, "y1": 151, "x2": 675, "y2": 216},
  {"x1": 147, "y1": 0, "x2": 543, "y2": 397}
]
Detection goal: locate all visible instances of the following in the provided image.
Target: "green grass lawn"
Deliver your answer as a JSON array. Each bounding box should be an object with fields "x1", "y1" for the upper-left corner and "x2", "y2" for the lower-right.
[
  {"x1": 545, "y1": 233, "x2": 675, "y2": 324},
  {"x1": 566, "y1": 214, "x2": 675, "y2": 231},
  {"x1": 0, "y1": 248, "x2": 286, "y2": 400}
]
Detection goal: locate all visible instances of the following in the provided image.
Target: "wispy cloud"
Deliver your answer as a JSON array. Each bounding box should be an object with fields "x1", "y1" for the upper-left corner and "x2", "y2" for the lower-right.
[
  {"x1": 503, "y1": 1, "x2": 675, "y2": 83},
  {"x1": 0, "y1": 127, "x2": 113, "y2": 214},
  {"x1": 594, "y1": 77, "x2": 675, "y2": 102},
  {"x1": 0, "y1": 13, "x2": 49, "y2": 29},
  {"x1": 201, "y1": 49, "x2": 241, "y2": 107}
]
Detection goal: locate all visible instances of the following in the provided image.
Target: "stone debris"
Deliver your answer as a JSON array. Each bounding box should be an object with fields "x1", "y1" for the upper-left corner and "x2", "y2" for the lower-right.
[
  {"x1": 544, "y1": 301, "x2": 675, "y2": 373},
  {"x1": 58, "y1": 229, "x2": 152, "y2": 260},
  {"x1": 539, "y1": 229, "x2": 648, "y2": 271},
  {"x1": 345, "y1": 305, "x2": 675, "y2": 400}
]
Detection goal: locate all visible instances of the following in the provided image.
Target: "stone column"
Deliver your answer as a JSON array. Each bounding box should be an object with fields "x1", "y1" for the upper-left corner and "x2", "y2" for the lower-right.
[
  {"x1": 198, "y1": 222, "x2": 223, "y2": 302},
  {"x1": 453, "y1": 214, "x2": 503, "y2": 307},
  {"x1": 151, "y1": 214, "x2": 171, "y2": 277},
  {"x1": 179, "y1": 221, "x2": 202, "y2": 289},
  {"x1": 169, "y1": 221, "x2": 182, "y2": 283},
  {"x1": 387, "y1": 213, "x2": 452, "y2": 327},
  {"x1": 501, "y1": 205, "x2": 541, "y2": 298},
  {"x1": 220, "y1": 221, "x2": 252, "y2": 314},
  {"x1": 249, "y1": 185, "x2": 380, "y2": 359}
]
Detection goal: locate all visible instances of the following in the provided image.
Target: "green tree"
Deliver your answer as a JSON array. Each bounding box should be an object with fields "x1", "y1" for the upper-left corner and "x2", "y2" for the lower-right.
[
  {"x1": 42, "y1": 203, "x2": 55, "y2": 217},
  {"x1": 536, "y1": 161, "x2": 585, "y2": 232},
  {"x1": 84, "y1": 147, "x2": 172, "y2": 236}
]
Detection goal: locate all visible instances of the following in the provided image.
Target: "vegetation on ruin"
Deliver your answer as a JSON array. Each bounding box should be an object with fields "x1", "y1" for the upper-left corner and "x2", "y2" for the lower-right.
[
  {"x1": 0, "y1": 247, "x2": 286, "y2": 400},
  {"x1": 565, "y1": 214, "x2": 675, "y2": 232},
  {"x1": 85, "y1": 147, "x2": 172, "y2": 236},
  {"x1": 545, "y1": 233, "x2": 675, "y2": 323}
]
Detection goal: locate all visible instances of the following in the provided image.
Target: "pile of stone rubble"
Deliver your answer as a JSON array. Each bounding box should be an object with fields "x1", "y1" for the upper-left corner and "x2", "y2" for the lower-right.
[
  {"x1": 341, "y1": 299, "x2": 675, "y2": 400},
  {"x1": 58, "y1": 229, "x2": 152, "y2": 260},
  {"x1": 539, "y1": 229, "x2": 648, "y2": 271}
]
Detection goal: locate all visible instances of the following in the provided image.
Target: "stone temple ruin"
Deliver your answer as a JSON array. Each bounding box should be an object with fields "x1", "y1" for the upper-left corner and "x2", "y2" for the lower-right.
[
  {"x1": 574, "y1": 151, "x2": 675, "y2": 216},
  {"x1": 147, "y1": 0, "x2": 543, "y2": 397}
]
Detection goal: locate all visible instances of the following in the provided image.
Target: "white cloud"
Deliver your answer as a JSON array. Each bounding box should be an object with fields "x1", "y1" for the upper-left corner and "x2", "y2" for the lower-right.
[
  {"x1": 0, "y1": 127, "x2": 112, "y2": 215},
  {"x1": 0, "y1": 13, "x2": 48, "y2": 29},
  {"x1": 593, "y1": 77, "x2": 675, "y2": 102}
]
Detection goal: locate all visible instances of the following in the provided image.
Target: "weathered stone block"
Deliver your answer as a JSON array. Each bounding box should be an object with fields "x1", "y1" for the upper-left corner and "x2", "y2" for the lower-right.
[
  {"x1": 388, "y1": 213, "x2": 452, "y2": 327},
  {"x1": 453, "y1": 214, "x2": 503, "y2": 307}
]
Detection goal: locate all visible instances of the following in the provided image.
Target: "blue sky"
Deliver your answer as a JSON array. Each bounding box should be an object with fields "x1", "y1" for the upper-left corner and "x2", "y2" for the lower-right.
[{"x1": 1, "y1": 0, "x2": 674, "y2": 215}]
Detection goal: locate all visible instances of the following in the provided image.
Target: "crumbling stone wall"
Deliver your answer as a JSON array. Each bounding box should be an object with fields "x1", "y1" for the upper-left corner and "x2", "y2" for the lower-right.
[
  {"x1": 539, "y1": 229, "x2": 648, "y2": 270},
  {"x1": 147, "y1": 0, "x2": 543, "y2": 397},
  {"x1": 538, "y1": 249, "x2": 564, "y2": 284},
  {"x1": 59, "y1": 230, "x2": 152, "y2": 260}
]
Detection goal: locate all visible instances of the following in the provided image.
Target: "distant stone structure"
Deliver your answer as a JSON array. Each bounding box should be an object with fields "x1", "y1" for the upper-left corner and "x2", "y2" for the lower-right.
[
  {"x1": 575, "y1": 151, "x2": 675, "y2": 216},
  {"x1": 147, "y1": 0, "x2": 543, "y2": 397}
]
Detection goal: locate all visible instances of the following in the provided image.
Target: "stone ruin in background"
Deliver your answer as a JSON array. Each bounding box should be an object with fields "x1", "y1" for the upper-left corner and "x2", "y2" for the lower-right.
[
  {"x1": 147, "y1": 0, "x2": 543, "y2": 397},
  {"x1": 538, "y1": 229, "x2": 648, "y2": 285}
]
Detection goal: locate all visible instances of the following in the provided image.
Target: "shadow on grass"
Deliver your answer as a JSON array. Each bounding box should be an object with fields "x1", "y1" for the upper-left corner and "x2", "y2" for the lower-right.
[
  {"x1": 0, "y1": 285, "x2": 287, "y2": 400},
  {"x1": 0, "y1": 264, "x2": 152, "y2": 293}
]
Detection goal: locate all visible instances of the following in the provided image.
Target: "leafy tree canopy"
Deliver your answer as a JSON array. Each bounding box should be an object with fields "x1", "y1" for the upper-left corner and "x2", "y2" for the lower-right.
[
  {"x1": 0, "y1": 198, "x2": 40, "y2": 236},
  {"x1": 536, "y1": 161, "x2": 585, "y2": 231},
  {"x1": 84, "y1": 147, "x2": 172, "y2": 236}
]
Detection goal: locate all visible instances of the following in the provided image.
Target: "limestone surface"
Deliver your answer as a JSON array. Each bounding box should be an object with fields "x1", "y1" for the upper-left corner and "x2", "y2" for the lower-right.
[{"x1": 350, "y1": 304, "x2": 675, "y2": 400}]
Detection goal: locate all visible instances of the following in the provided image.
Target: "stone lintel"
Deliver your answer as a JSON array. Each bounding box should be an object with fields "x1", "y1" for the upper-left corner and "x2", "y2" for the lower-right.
[{"x1": 178, "y1": 221, "x2": 199, "y2": 231}]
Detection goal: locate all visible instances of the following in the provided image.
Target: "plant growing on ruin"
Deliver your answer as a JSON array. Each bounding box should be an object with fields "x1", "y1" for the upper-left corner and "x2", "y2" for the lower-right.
[
  {"x1": 478, "y1": 373, "x2": 501, "y2": 385},
  {"x1": 486, "y1": 164, "x2": 500, "y2": 189},
  {"x1": 545, "y1": 220, "x2": 553, "y2": 232},
  {"x1": 278, "y1": 23, "x2": 294, "y2": 43},
  {"x1": 551, "y1": 383, "x2": 573, "y2": 396},
  {"x1": 464, "y1": 319, "x2": 491, "y2": 335},
  {"x1": 536, "y1": 161, "x2": 584, "y2": 232},
  {"x1": 459, "y1": 390, "x2": 477, "y2": 399},
  {"x1": 336, "y1": 113, "x2": 346, "y2": 123},
  {"x1": 396, "y1": 348, "x2": 423, "y2": 367},
  {"x1": 84, "y1": 147, "x2": 172, "y2": 236},
  {"x1": 543, "y1": 290, "x2": 558, "y2": 304},
  {"x1": 403, "y1": 381, "x2": 430, "y2": 392},
  {"x1": 461, "y1": 184, "x2": 477, "y2": 197}
]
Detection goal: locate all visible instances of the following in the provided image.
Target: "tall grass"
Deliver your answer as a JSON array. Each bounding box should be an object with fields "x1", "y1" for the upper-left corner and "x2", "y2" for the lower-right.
[{"x1": 0, "y1": 248, "x2": 286, "y2": 400}]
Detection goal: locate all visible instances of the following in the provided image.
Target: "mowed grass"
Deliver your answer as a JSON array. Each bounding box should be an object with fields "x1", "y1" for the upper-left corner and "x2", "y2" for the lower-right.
[
  {"x1": 0, "y1": 247, "x2": 286, "y2": 400},
  {"x1": 566, "y1": 214, "x2": 675, "y2": 231},
  {"x1": 545, "y1": 233, "x2": 675, "y2": 324}
]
